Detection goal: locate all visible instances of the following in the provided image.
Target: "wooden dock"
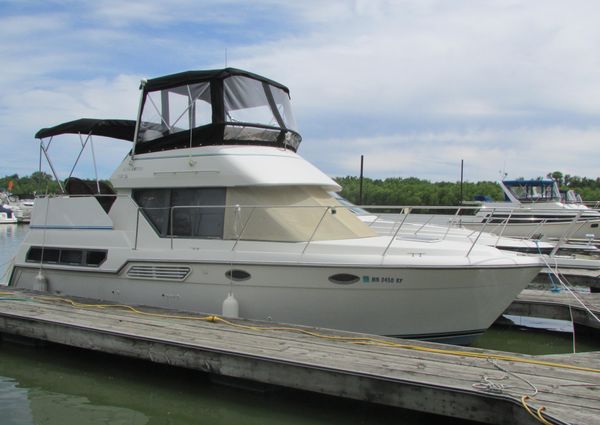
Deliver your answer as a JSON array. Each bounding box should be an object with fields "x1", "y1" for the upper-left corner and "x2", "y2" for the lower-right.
[
  {"x1": 534, "y1": 268, "x2": 600, "y2": 292},
  {"x1": 0, "y1": 288, "x2": 599, "y2": 425},
  {"x1": 505, "y1": 289, "x2": 600, "y2": 330}
]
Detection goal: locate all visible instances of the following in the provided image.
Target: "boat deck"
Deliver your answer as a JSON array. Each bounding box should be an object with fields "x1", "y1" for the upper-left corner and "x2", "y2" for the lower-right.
[{"x1": 0, "y1": 288, "x2": 598, "y2": 425}]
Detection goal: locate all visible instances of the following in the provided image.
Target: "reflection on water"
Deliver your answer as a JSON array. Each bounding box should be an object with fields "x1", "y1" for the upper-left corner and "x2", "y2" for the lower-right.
[
  {"x1": 472, "y1": 324, "x2": 599, "y2": 355},
  {"x1": 0, "y1": 375, "x2": 34, "y2": 425},
  {"x1": 0, "y1": 224, "x2": 28, "y2": 283}
]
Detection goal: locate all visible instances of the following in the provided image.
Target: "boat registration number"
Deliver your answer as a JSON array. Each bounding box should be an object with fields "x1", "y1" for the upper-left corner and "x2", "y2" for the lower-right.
[{"x1": 362, "y1": 276, "x2": 403, "y2": 284}]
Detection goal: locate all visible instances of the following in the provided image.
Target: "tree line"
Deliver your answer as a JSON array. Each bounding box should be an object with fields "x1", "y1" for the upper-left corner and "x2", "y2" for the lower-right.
[
  {"x1": 0, "y1": 172, "x2": 110, "y2": 197},
  {"x1": 337, "y1": 172, "x2": 600, "y2": 206},
  {"x1": 2, "y1": 171, "x2": 600, "y2": 205}
]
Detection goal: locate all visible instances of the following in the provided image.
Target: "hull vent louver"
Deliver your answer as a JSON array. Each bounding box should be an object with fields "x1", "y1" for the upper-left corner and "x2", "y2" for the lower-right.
[{"x1": 127, "y1": 265, "x2": 191, "y2": 281}]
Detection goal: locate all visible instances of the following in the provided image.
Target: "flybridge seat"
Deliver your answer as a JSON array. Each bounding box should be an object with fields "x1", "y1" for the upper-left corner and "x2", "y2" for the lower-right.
[{"x1": 64, "y1": 177, "x2": 116, "y2": 213}]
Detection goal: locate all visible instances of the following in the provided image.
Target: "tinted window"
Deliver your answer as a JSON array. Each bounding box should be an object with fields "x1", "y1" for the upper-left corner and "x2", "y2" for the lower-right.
[
  {"x1": 26, "y1": 247, "x2": 106, "y2": 267},
  {"x1": 134, "y1": 188, "x2": 226, "y2": 239}
]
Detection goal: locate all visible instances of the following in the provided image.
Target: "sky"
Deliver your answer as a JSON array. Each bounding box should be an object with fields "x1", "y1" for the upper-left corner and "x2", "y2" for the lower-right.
[{"x1": 1, "y1": 0, "x2": 600, "y2": 183}]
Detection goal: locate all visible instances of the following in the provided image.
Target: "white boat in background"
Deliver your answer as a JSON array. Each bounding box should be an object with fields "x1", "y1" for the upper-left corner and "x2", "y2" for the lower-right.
[
  {"x1": 460, "y1": 179, "x2": 600, "y2": 241},
  {"x1": 1, "y1": 192, "x2": 33, "y2": 223},
  {"x1": 7, "y1": 68, "x2": 542, "y2": 344},
  {"x1": 331, "y1": 193, "x2": 557, "y2": 254},
  {"x1": 0, "y1": 205, "x2": 17, "y2": 224}
]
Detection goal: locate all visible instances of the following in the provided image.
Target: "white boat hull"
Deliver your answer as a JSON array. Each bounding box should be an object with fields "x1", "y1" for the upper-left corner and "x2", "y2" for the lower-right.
[
  {"x1": 461, "y1": 218, "x2": 600, "y2": 241},
  {"x1": 10, "y1": 260, "x2": 539, "y2": 344}
]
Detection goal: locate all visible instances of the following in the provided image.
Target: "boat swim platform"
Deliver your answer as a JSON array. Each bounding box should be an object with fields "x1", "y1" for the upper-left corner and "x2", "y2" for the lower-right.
[
  {"x1": 0, "y1": 289, "x2": 598, "y2": 425},
  {"x1": 504, "y1": 289, "x2": 600, "y2": 331}
]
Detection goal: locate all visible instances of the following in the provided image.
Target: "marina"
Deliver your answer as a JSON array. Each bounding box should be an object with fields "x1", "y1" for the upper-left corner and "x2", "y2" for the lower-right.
[
  {"x1": 0, "y1": 288, "x2": 599, "y2": 425},
  {"x1": 3, "y1": 2, "x2": 600, "y2": 424},
  {"x1": 1, "y1": 68, "x2": 600, "y2": 424}
]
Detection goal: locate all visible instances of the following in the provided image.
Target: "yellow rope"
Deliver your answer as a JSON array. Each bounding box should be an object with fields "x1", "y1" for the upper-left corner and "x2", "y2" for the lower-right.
[{"x1": 521, "y1": 396, "x2": 554, "y2": 425}]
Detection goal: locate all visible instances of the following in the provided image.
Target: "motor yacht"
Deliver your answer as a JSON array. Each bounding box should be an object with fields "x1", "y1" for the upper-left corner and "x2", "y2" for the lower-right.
[
  {"x1": 7, "y1": 68, "x2": 542, "y2": 344},
  {"x1": 461, "y1": 179, "x2": 600, "y2": 241}
]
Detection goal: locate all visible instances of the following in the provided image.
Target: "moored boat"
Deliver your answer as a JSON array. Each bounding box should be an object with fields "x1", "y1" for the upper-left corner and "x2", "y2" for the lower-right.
[
  {"x1": 7, "y1": 68, "x2": 542, "y2": 344},
  {"x1": 0, "y1": 205, "x2": 17, "y2": 224},
  {"x1": 461, "y1": 179, "x2": 600, "y2": 241}
]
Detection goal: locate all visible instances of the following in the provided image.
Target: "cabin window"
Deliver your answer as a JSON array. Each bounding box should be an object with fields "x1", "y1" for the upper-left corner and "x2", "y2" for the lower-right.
[
  {"x1": 26, "y1": 247, "x2": 107, "y2": 267},
  {"x1": 225, "y1": 269, "x2": 251, "y2": 282},
  {"x1": 133, "y1": 188, "x2": 226, "y2": 239},
  {"x1": 328, "y1": 273, "x2": 360, "y2": 285},
  {"x1": 60, "y1": 249, "x2": 83, "y2": 265}
]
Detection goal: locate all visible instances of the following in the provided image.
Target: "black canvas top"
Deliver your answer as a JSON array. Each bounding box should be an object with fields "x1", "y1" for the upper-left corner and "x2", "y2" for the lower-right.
[
  {"x1": 143, "y1": 68, "x2": 290, "y2": 94},
  {"x1": 35, "y1": 118, "x2": 136, "y2": 141}
]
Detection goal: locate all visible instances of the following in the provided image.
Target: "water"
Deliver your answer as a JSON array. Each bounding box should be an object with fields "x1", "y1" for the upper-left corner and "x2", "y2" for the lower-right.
[{"x1": 1, "y1": 224, "x2": 598, "y2": 424}]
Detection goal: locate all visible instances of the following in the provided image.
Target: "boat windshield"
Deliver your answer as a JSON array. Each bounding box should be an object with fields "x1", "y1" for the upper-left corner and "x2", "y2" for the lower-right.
[
  {"x1": 135, "y1": 70, "x2": 300, "y2": 153},
  {"x1": 561, "y1": 189, "x2": 582, "y2": 204},
  {"x1": 503, "y1": 180, "x2": 561, "y2": 203}
]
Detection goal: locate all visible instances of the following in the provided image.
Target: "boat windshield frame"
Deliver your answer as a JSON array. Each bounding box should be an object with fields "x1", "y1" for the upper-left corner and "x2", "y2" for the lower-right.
[
  {"x1": 501, "y1": 179, "x2": 562, "y2": 203},
  {"x1": 132, "y1": 68, "x2": 302, "y2": 155}
]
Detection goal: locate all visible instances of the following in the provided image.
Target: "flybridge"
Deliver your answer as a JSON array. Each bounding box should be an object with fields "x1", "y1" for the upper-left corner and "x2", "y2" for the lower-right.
[
  {"x1": 33, "y1": 68, "x2": 303, "y2": 193},
  {"x1": 35, "y1": 68, "x2": 301, "y2": 153},
  {"x1": 133, "y1": 67, "x2": 301, "y2": 155}
]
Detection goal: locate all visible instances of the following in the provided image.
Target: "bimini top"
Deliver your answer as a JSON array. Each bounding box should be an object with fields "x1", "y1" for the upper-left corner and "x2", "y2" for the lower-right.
[
  {"x1": 133, "y1": 67, "x2": 301, "y2": 155},
  {"x1": 35, "y1": 118, "x2": 136, "y2": 141}
]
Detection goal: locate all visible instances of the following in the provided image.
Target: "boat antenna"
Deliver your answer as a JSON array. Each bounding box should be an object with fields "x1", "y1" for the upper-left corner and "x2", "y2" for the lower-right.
[
  {"x1": 225, "y1": 48, "x2": 228, "y2": 67},
  {"x1": 499, "y1": 161, "x2": 507, "y2": 181}
]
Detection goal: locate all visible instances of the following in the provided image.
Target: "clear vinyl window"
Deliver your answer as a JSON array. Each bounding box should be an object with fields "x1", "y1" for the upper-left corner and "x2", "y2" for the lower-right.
[
  {"x1": 223, "y1": 76, "x2": 297, "y2": 131},
  {"x1": 138, "y1": 82, "x2": 212, "y2": 143}
]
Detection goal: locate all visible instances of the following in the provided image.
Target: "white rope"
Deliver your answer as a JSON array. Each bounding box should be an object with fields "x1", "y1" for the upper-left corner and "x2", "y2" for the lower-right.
[
  {"x1": 568, "y1": 300, "x2": 576, "y2": 354},
  {"x1": 472, "y1": 358, "x2": 539, "y2": 396},
  {"x1": 540, "y1": 254, "x2": 600, "y2": 324}
]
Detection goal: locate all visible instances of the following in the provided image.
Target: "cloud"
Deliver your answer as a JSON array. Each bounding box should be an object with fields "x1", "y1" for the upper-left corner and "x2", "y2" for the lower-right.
[
  {"x1": 1, "y1": 0, "x2": 599, "y2": 183},
  {"x1": 303, "y1": 125, "x2": 600, "y2": 182}
]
